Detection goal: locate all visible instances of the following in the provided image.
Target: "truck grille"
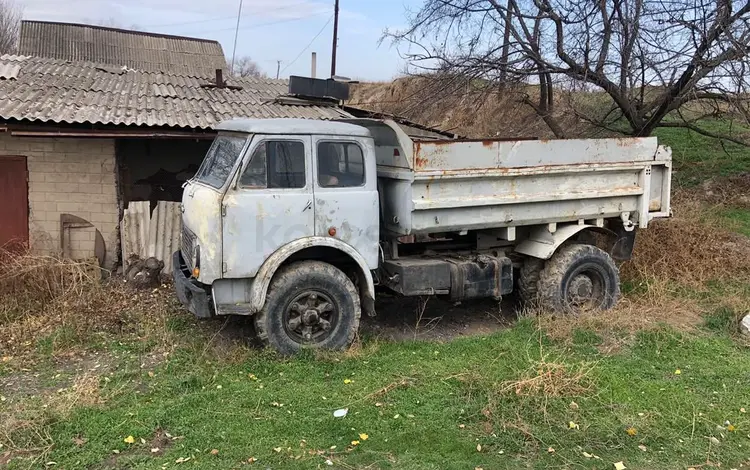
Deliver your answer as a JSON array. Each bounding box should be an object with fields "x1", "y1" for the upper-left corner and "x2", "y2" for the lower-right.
[{"x1": 181, "y1": 225, "x2": 196, "y2": 269}]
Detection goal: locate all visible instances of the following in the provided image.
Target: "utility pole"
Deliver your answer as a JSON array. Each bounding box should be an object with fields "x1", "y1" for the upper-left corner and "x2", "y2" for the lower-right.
[
  {"x1": 230, "y1": 0, "x2": 244, "y2": 75},
  {"x1": 330, "y1": 0, "x2": 339, "y2": 77},
  {"x1": 276, "y1": 60, "x2": 281, "y2": 79}
]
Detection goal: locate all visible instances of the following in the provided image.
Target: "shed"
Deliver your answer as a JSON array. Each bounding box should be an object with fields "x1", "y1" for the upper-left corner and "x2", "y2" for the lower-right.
[
  {"x1": 18, "y1": 20, "x2": 228, "y2": 78},
  {"x1": 0, "y1": 53, "x2": 352, "y2": 269}
]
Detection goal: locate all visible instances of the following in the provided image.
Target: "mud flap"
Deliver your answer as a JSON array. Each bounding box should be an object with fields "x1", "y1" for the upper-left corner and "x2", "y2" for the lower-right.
[{"x1": 610, "y1": 223, "x2": 637, "y2": 261}]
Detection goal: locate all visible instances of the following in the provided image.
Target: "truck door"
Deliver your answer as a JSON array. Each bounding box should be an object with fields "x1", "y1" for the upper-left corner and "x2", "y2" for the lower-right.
[
  {"x1": 312, "y1": 136, "x2": 379, "y2": 268},
  {"x1": 222, "y1": 135, "x2": 314, "y2": 278}
]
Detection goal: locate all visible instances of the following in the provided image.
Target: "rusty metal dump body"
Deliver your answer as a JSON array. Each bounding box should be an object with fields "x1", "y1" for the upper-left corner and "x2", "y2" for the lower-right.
[{"x1": 342, "y1": 119, "x2": 672, "y2": 237}]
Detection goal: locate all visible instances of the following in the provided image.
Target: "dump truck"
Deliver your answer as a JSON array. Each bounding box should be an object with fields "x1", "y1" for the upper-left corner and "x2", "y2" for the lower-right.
[{"x1": 173, "y1": 118, "x2": 672, "y2": 354}]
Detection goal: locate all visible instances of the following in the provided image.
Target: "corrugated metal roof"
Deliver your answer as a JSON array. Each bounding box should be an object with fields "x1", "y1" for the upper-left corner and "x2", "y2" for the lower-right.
[
  {"x1": 19, "y1": 21, "x2": 227, "y2": 78},
  {"x1": 0, "y1": 55, "x2": 353, "y2": 129}
]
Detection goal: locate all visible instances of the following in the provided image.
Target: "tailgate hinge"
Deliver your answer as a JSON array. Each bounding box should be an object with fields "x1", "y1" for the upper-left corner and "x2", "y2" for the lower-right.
[
  {"x1": 222, "y1": 261, "x2": 228, "y2": 273},
  {"x1": 221, "y1": 203, "x2": 227, "y2": 217}
]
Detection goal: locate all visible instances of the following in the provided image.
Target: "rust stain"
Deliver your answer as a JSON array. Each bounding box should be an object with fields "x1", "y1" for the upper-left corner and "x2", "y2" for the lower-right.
[
  {"x1": 482, "y1": 140, "x2": 495, "y2": 148},
  {"x1": 415, "y1": 156, "x2": 429, "y2": 169},
  {"x1": 424, "y1": 139, "x2": 455, "y2": 146}
]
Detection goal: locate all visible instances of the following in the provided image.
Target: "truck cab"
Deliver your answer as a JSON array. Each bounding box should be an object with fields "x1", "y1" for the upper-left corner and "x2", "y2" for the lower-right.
[{"x1": 174, "y1": 119, "x2": 380, "y2": 352}]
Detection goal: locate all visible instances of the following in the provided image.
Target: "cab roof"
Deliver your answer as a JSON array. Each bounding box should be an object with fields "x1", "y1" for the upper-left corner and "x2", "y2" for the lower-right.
[{"x1": 216, "y1": 118, "x2": 372, "y2": 137}]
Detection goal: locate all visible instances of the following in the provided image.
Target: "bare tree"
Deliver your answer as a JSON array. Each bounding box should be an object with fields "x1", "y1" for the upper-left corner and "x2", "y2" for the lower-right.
[
  {"x1": 390, "y1": 0, "x2": 750, "y2": 142},
  {"x1": 229, "y1": 56, "x2": 266, "y2": 78},
  {"x1": 0, "y1": 0, "x2": 21, "y2": 55}
]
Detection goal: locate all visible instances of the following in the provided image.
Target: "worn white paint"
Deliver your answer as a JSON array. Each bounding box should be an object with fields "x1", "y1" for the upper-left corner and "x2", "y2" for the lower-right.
[
  {"x1": 379, "y1": 155, "x2": 672, "y2": 236},
  {"x1": 247, "y1": 236, "x2": 376, "y2": 314},
  {"x1": 311, "y1": 134, "x2": 380, "y2": 269},
  {"x1": 222, "y1": 135, "x2": 316, "y2": 279},
  {"x1": 217, "y1": 118, "x2": 371, "y2": 137},
  {"x1": 181, "y1": 182, "x2": 225, "y2": 284},
  {"x1": 515, "y1": 224, "x2": 603, "y2": 259}
]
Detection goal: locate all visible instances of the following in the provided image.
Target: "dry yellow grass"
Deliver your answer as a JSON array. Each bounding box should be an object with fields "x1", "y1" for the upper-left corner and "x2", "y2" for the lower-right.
[
  {"x1": 0, "y1": 250, "x2": 183, "y2": 359},
  {"x1": 349, "y1": 77, "x2": 613, "y2": 139},
  {"x1": 0, "y1": 250, "x2": 100, "y2": 324},
  {"x1": 540, "y1": 186, "x2": 750, "y2": 346},
  {"x1": 621, "y1": 192, "x2": 750, "y2": 286},
  {"x1": 499, "y1": 354, "x2": 595, "y2": 397}
]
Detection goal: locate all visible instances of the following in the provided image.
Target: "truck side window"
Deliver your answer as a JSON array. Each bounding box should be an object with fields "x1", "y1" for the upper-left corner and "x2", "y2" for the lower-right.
[
  {"x1": 240, "y1": 140, "x2": 305, "y2": 189},
  {"x1": 317, "y1": 142, "x2": 365, "y2": 188}
]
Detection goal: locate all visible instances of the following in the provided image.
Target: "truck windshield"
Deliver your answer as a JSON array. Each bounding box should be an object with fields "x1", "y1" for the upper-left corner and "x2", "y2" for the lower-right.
[{"x1": 194, "y1": 135, "x2": 248, "y2": 189}]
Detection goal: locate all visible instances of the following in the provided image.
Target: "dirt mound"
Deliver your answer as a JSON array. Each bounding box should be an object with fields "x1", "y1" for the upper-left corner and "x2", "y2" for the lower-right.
[
  {"x1": 621, "y1": 189, "x2": 750, "y2": 286},
  {"x1": 349, "y1": 78, "x2": 591, "y2": 139},
  {"x1": 698, "y1": 173, "x2": 750, "y2": 209}
]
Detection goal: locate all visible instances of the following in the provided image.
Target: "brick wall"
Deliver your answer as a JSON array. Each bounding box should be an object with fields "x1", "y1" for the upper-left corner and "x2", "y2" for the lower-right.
[{"x1": 0, "y1": 134, "x2": 119, "y2": 269}]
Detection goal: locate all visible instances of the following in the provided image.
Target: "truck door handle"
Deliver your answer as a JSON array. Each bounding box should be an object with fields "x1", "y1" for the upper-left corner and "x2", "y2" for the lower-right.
[{"x1": 303, "y1": 200, "x2": 312, "y2": 212}]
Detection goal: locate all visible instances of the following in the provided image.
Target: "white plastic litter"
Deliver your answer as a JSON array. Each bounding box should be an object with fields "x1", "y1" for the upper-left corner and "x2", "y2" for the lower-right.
[{"x1": 741, "y1": 314, "x2": 750, "y2": 336}]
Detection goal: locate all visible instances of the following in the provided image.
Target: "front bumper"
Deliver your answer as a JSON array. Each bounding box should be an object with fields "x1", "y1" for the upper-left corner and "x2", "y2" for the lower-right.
[{"x1": 172, "y1": 251, "x2": 213, "y2": 319}]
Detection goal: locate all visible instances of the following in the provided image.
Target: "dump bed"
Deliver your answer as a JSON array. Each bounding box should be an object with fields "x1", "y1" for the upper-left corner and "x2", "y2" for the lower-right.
[{"x1": 339, "y1": 119, "x2": 672, "y2": 236}]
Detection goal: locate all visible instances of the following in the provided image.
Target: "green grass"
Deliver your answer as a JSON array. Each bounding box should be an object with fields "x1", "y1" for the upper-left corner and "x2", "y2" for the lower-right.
[
  {"x1": 653, "y1": 120, "x2": 750, "y2": 186},
  {"x1": 5, "y1": 319, "x2": 749, "y2": 470},
  {"x1": 719, "y1": 207, "x2": 750, "y2": 237}
]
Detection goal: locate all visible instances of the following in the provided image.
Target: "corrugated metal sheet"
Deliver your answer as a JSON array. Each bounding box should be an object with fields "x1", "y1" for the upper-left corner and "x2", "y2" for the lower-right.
[
  {"x1": 121, "y1": 201, "x2": 151, "y2": 271},
  {"x1": 0, "y1": 62, "x2": 20, "y2": 80},
  {"x1": 121, "y1": 201, "x2": 182, "y2": 274},
  {"x1": 0, "y1": 54, "x2": 353, "y2": 129},
  {"x1": 19, "y1": 21, "x2": 227, "y2": 78},
  {"x1": 147, "y1": 201, "x2": 181, "y2": 274}
]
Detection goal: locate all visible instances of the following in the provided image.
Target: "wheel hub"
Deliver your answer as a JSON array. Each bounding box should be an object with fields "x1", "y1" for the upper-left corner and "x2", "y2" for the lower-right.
[
  {"x1": 568, "y1": 274, "x2": 594, "y2": 303},
  {"x1": 302, "y1": 310, "x2": 319, "y2": 325},
  {"x1": 283, "y1": 290, "x2": 337, "y2": 344}
]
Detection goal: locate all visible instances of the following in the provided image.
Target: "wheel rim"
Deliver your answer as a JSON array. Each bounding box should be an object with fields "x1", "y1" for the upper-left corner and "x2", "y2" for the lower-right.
[
  {"x1": 564, "y1": 264, "x2": 607, "y2": 309},
  {"x1": 282, "y1": 290, "x2": 339, "y2": 344}
]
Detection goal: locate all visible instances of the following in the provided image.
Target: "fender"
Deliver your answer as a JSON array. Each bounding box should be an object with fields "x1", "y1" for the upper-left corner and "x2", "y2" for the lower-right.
[
  {"x1": 515, "y1": 223, "x2": 617, "y2": 260},
  {"x1": 249, "y1": 236, "x2": 376, "y2": 313}
]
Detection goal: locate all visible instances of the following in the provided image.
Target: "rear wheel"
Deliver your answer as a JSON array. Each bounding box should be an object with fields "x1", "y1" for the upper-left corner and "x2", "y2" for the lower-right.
[
  {"x1": 518, "y1": 258, "x2": 544, "y2": 305},
  {"x1": 538, "y1": 244, "x2": 620, "y2": 313},
  {"x1": 255, "y1": 261, "x2": 361, "y2": 355}
]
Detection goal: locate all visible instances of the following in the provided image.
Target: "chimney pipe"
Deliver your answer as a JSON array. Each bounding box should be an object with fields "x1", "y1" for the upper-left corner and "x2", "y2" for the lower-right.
[
  {"x1": 215, "y1": 69, "x2": 224, "y2": 88},
  {"x1": 311, "y1": 52, "x2": 317, "y2": 79}
]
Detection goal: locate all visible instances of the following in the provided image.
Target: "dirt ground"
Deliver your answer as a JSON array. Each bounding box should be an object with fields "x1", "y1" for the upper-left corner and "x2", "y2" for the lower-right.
[
  {"x1": 362, "y1": 293, "x2": 518, "y2": 341},
  {"x1": 196, "y1": 293, "x2": 520, "y2": 354}
]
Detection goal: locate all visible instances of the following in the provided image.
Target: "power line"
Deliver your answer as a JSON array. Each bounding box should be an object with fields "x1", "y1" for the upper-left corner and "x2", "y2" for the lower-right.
[
  {"x1": 183, "y1": 11, "x2": 329, "y2": 36},
  {"x1": 280, "y1": 15, "x2": 333, "y2": 75},
  {"x1": 141, "y1": 1, "x2": 318, "y2": 29}
]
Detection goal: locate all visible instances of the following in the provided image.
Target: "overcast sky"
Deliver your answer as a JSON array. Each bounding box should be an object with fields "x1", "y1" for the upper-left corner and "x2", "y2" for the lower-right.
[{"x1": 19, "y1": 0, "x2": 421, "y2": 81}]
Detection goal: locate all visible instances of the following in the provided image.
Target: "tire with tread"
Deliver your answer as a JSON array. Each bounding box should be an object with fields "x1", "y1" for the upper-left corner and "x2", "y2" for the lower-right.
[
  {"x1": 538, "y1": 244, "x2": 620, "y2": 313},
  {"x1": 254, "y1": 260, "x2": 360, "y2": 355},
  {"x1": 518, "y1": 258, "x2": 544, "y2": 305}
]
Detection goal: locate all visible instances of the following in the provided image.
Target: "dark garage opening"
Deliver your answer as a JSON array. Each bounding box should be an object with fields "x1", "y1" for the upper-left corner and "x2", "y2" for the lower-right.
[{"x1": 116, "y1": 138, "x2": 213, "y2": 210}]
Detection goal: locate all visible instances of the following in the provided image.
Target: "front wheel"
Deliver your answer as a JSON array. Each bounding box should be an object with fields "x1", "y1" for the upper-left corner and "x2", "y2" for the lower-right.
[
  {"x1": 537, "y1": 244, "x2": 620, "y2": 313},
  {"x1": 255, "y1": 261, "x2": 361, "y2": 355}
]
